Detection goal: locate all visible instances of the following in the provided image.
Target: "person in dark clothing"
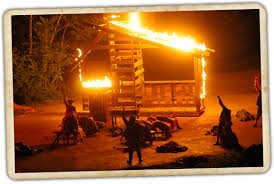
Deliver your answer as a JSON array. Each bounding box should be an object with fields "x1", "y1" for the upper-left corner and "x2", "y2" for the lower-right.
[
  {"x1": 214, "y1": 96, "x2": 232, "y2": 146},
  {"x1": 147, "y1": 117, "x2": 172, "y2": 139},
  {"x1": 63, "y1": 94, "x2": 78, "y2": 144},
  {"x1": 213, "y1": 96, "x2": 240, "y2": 149},
  {"x1": 122, "y1": 108, "x2": 143, "y2": 165},
  {"x1": 254, "y1": 76, "x2": 262, "y2": 127},
  {"x1": 63, "y1": 94, "x2": 77, "y2": 119}
]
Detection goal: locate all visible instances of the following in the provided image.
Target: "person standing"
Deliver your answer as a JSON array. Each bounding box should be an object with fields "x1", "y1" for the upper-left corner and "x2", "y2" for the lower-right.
[
  {"x1": 254, "y1": 75, "x2": 262, "y2": 127},
  {"x1": 122, "y1": 108, "x2": 143, "y2": 165}
]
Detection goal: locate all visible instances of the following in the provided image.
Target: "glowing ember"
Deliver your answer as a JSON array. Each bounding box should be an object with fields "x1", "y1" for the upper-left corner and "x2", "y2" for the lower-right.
[
  {"x1": 82, "y1": 76, "x2": 112, "y2": 88},
  {"x1": 200, "y1": 56, "x2": 206, "y2": 99},
  {"x1": 110, "y1": 13, "x2": 206, "y2": 52}
]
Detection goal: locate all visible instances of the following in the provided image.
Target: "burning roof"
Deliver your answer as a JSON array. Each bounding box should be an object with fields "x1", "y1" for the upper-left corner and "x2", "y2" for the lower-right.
[{"x1": 108, "y1": 12, "x2": 214, "y2": 55}]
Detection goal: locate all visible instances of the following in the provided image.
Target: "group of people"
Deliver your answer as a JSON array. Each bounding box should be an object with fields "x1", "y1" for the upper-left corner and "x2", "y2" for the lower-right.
[{"x1": 61, "y1": 75, "x2": 262, "y2": 165}]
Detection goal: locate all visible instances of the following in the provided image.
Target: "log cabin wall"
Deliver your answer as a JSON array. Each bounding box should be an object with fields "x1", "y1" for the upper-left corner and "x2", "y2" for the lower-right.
[
  {"x1": 108, "y1": 30, "x2": 205, "y2": 116},
  {"x1": 109, "y1": 33, "x2": 144, "y2": 110}
]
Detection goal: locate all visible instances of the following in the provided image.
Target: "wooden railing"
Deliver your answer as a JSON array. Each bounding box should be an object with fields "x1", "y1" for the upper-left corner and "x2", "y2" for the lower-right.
[{"x1": 142, "y1": 80, "x2": 197, "y2": 107}]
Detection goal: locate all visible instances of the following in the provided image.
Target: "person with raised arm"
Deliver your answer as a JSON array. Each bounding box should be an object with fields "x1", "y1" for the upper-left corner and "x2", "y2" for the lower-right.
[{"x1": 254, "y1": 75, "x2": 262, "y2": 127}]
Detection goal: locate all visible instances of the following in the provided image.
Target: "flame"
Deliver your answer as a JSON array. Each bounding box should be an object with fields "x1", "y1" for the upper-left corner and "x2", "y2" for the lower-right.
[
  {"x1": 82, "y1": 76, "x2": 112, "y2": 88},
  {"x1": 75, "y1": 48, "x2": 112, "y2": 88},
  {"x1": 129, "y1": 12, "x2": 141, "y2": 29},
  {"x1": 110, "y1": 12, "x2": 206, "y2": 52},
  {"x1": 75, "y1": 48, "x2": 83, "y2": 81},
  {"x1": 200, "y1": 56, "x2": 206, "y2": 99},
  {"x1": 110, "y1": 12, "x2": 207, "y2": 99}
]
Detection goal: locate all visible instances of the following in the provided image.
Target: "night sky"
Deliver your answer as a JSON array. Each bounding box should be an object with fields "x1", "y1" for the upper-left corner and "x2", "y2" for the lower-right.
[{"x1": 139, "y1": 10, "x2": 261, "y2": 77}]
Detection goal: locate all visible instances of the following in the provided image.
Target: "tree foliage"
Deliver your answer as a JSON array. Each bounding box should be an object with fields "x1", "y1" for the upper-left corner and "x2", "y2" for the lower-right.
[{"x1": 12, "y1": 14, "x2": 104, "y2": 104}]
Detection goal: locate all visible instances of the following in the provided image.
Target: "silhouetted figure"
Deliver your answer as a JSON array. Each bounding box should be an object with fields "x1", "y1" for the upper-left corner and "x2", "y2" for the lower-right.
[
  {"x1": 63, "y1": 94, "x2": 78, "y2": 144},
  {"x1": 147, "y1": 117, "x2": 172, "y2": 139},
  {"x1": 122, "y1": 108, "x2": 143, "y2": 165},
  {"x1": 254, "y1": 76, "x2": 262, "y2": 127},
  {"x1": 214, "y1": 96, "x2": 240, "y2": 149}
]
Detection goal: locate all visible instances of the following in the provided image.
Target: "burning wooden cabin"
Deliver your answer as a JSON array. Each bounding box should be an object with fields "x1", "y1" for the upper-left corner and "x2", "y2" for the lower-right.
[{"x1": 77, "y1": 12, "x2": 214, "y2": 122}]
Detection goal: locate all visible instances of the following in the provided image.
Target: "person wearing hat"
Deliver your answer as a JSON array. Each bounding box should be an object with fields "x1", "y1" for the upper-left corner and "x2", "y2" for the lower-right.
[
  {"x1": 122, "y1": 108, "x2": 143, "y2": 165},
  {"x1": 63, "y1": 94, "x2": 78, "y2": 144}
]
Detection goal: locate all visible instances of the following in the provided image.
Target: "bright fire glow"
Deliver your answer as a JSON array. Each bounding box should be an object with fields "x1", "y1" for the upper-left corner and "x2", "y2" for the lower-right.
[
  {"x1": 75, "y1": 48, "x2": 83, "y2": 81},
  {"x1": 82, "y1": 76, "x2": 112, "y2": 88},
  {"x1": 129, "y1": 12, "x2": 141, "y2": 29},
  {"x1": 200, "y1": 56, "x2": 206, "y2": 99},
  {"x1": 110, "y1": 13, "x2": 207, "y2": 52},
  {"x1": 109, "y1": 13, "x2": 208, "y2": 98}
]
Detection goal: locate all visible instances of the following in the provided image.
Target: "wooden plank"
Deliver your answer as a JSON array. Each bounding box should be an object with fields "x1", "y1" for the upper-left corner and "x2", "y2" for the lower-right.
[
  {"x1": 120, "y1": 85, "x2": 137, "y2": 90},
  {"x1": 115, "y1": 93, "x2": 136, "y2": 98},
  {"x1": 134, "y1": 60, "x2": 143, "y2": 68},
  {"x1": 113, "y1": 61, "x2": 134, "y2": 66},
  {"x1": 94, "y1": 44, "x2": 158, "y2": 49},
  {"x1": 135, "y1": 77, "x2": 143, "y2": 86},
  {"x1": 135, "y1": 68, "x2": 144, "y2": 77},
  {"x1": 113, "y1": 68, "x2": 134, "y2": 74},
  {"x1": 112, "y1": 55, "x2": 140, "y2": 59},
  {"x1": 141, "y1": 102, "x2": 196, "y2": 107},
  {"x1": 116, "y1": 50, "x2": 142, "y2": 55},
  {"x1": 139, "y1": 110, "x2": 202, "y2": 117},
  {"x1": 144, "y1": 80, "x2": 195, "y2": 85},
  {"x1": 121, "y1": 81, "x2": 135, "y2": 85},
  {"x1": 117, "y1": 98, "x2": 135, "y2": 103},
  {"x1": 112, "y1": 101, "x2": 136, "y2": 106},
  {"x1": 111, "y1": 58, "x2": 133, "y2": 65},
  {"x1": 118, "y1": 75, "x2": 135, "y2": 80}
]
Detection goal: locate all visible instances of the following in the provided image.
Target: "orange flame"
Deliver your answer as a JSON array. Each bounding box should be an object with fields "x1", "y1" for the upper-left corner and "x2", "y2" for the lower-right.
[
  {"x1": 82, "y1": 76, "x2": 112, "y2": 88},
  {"x1": 110, "y1": 13, "x2": 206, "y2": 52},
  {"x1": 75, "y1": 48, "x2": 83, "y2": 81},
  {"x1": 110, "y1": 12, "x2": 207, "y2": 99},
  {"x1": 200, "y1": 56, "x2": 206, "y2": 99}
]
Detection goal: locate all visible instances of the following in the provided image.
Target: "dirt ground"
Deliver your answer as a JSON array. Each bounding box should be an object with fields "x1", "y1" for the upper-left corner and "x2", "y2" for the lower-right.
[{"x1": 14, "y1": 69, "x2": 263, "y2": 172}]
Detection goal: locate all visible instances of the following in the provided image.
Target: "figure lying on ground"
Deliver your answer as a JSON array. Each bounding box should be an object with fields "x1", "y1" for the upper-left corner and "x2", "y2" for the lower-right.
[
  {"x1": 156, "y1": 141, "x2": 188, "y2": 153},
  {"x1": 155, "y1": 115, "x2": 182, "y2": 130},
  {"x1": 236, "y1": 109, "x2": 255, "y2": 122},
  {"x1": 147, "y1": 117, "x2": 172, "y2": 139},
  {"x1": 78, "y1": 116, "x2": 99, "y2": 136}
]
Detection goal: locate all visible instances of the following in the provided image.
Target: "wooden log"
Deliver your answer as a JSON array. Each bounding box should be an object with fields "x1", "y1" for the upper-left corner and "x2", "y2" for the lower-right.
[
  {"x1": 134, "y1": 60, "x2": 143, "y2": 68},
  {"x1": 112, "y1": 101, "x2": 136, "y2": 106},
  {"x1": 135, "y1": 68, "x2": 144, "y2": 77}
]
